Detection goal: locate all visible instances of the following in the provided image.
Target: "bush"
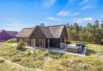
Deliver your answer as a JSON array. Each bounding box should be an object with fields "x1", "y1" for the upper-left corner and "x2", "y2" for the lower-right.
[
  {"x1": 48, "y1": 51, "x2": 63, "y2": 59},
  {"x1": 17, "y1": 42, "x2": 25, "y2": 50},
  {"x1": 0, "y1": 59, "x2": 5, "y2": 63},
  {"x1": 11, "y1": 58, "x2": 21, "y2": 62}
]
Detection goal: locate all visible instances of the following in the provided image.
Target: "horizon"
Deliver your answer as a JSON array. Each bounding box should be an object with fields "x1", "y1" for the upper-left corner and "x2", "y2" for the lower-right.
[{"x1": 0, "y1": 0, "x2": 103, "y2": 31}]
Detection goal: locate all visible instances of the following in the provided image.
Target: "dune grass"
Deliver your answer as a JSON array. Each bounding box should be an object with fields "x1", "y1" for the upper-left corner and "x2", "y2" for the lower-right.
[
  {"x1": 0, "y1": 57, "x2": 34, "y2": 71},
  {"x1": 0, "y1": 42, "x2": 103, "y2": 71}
]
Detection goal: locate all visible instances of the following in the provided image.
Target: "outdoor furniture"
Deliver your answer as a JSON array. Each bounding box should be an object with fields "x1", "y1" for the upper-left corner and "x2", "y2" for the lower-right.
[
  {"x1": 76, "y1": 43, "x2": 85, "y2": 53},
  {"x1": 66, "y1": 44, "x2": 83, "y2": 53}
]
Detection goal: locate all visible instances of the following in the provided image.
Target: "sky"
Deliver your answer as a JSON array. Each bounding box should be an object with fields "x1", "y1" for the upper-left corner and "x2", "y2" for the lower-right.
[{"x1": 0, "y1": 0, "x2": 103, "y2": 31}]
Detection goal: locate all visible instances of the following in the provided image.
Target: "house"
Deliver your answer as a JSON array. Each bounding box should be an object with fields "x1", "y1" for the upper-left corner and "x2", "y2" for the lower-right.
[
  {"x1": 7, "y1": 31, "x2": 18, "y2": 38},
  {"x1": 16, "y1": 24, "x2": 68, "y2": 48},
  {"x1": 0, "y1": 30, "x2": 18, "y2": 42}
]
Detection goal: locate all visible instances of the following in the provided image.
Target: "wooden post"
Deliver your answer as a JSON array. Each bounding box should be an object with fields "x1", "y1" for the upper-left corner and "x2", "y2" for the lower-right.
[
  {"x1": 33, "y1": 39, "x2": 35, "y2": 47},
  {"x1": 41, "y1": 39, "x2": 43, "y2": 47},
  {"x1": 43, "y1": 39, "x2": 45, "y2": 48},
  {"x1": 48, "y1": 39, "x2": 50, "y2": 48},
  {"x1": 65, "y1": 38, "x2": 67, "y2": 46}
]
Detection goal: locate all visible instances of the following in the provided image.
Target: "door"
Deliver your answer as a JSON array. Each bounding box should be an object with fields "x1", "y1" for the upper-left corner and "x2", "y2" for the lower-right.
[{"x1": 49, "y1": 39, "x2": 60, "y2": 48}]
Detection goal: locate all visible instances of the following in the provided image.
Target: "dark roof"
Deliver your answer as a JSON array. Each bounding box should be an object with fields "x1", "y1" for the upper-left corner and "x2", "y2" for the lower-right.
[
  {"x1": 0, "y1": 30, "x2": 17, "y2": 37},
  {"x1": 16, "y1": 28, "x2": 35, "y2": 38},
  {"x1": 0, "y1": 30, "x2": 3, "y2": 33},
  {"x1": 0, "y1": 30, "x2": 7, "y2": 36},
  {"x1": 16, "y1": 25, "x2": 66, "y2": 38},
  {"x1": 7, "y1": 31, "x2": 18, "y2": 36}
]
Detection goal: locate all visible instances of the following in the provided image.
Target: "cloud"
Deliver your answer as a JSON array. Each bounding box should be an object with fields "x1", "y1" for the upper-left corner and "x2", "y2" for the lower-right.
[
  {"x1": 99, "y1": 21, "x2": 102, "y2": 25},
  {"x1": 46, "y1": 17, "x2": 62, "y2": 22},
  {"x1": 80, "y1": 0, "x2": 99, "y2": 10},
  {"x1": 73, "y1": 17, "x2": 93, "y2": 23},
  {"x1": 43, "y1": 0, "x2": 56, "y2": 8},
  {"x1": 80, "y1": 0, "x2": 89, "y2": 5},
  {"x1": 5, "y1": 18, "x2": 20, "y2": 26},
  {"x1": 57, "y1": 10, "x2": 69, "y2": 16},
  {"x1": 0, "y1": 17, "x2": 30, "y2": 31},
  {"x1": 81, "y1": 5, "x2": 95, "y2": 10},
  {"x1": 57, "y1": 10, "x2": 79, "y2": 16},
  {"x1": 99, "y1": 15, "x2": 103, "y2": 17},
  {"x1": 71, "y1": 12, "x2": 79, "y2": 16}
]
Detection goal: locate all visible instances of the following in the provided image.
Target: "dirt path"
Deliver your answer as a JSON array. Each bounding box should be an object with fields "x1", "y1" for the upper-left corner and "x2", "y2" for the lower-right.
[{"x1": 0, "y1": 57, "x2": 34, "y2": 71}]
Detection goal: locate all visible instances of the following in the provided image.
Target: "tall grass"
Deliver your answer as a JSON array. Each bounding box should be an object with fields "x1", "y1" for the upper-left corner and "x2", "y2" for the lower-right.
[{"x1": 0, "y1": 42, "x2": 103, "y2": 71}]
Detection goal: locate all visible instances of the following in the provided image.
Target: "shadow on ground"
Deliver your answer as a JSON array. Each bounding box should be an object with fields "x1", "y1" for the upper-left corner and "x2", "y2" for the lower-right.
[{"x1": 86, "y1": 49, "x2": 96, "y2": 55}]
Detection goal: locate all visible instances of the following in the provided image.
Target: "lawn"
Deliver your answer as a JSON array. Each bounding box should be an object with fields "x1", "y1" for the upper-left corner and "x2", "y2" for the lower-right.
[{"x1": 0, "y1": 42, "x2": 103, "y2": 71}]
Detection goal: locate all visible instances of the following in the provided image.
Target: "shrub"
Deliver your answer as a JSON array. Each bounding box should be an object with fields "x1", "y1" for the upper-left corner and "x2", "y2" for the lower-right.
[
  {"x1": 11, "y1": 58, "x2": 21, "y2": 62},
  {"x1": 48, "y1": 51, "x2": 63, "y2": 59},
  {"x1": 44, "y1": 51, "x2": 49, "y2": 56},
  {"x1": 17, "y1": 42, "x2": 25, "y2": 50},
  {"x1": 0, "y1": 59, "x2": 5, "y2": 63}
]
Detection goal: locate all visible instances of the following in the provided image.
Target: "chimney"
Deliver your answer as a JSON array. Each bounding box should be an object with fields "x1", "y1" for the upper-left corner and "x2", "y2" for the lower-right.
[{"x1": 40, "y1": 23, "x2": 45, "y2": 27}]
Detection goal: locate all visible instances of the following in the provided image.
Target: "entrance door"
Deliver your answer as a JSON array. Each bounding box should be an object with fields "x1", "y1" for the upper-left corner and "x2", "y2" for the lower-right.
[{"x1": 49, "y1": 39, "x2": 60, "y2": 48}]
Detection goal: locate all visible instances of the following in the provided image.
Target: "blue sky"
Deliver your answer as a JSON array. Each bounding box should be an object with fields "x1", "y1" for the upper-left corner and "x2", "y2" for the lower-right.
[{"x1": 0, "y1": 0, "x2": 103, "y2": 31}]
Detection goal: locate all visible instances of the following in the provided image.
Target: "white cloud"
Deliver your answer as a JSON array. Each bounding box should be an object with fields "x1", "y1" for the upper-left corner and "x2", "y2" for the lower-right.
[
  {"x1": 73, "y1": 17, "x2": 93, "y2": 23},
  {"x1": 80, "y1": 0, "x2": 98, "y2": 10},
  {"x1": 99, "y1": 21, "x2": 102, "y2": 25},
  {"x1": 99, "y1": 15, "x2": 103, "y2": 17},
  {"x1": 80, "y1": 0, "x2": 89, "y2": 5},
  {"x1": 43, "y1": 0, "x2": 56, "y2": 8},
  {"x1": 81, "y1": 5, "x2": 95, "y2": 10},
  {"x1": 57, "y1": 10, "x2": 79, "y2": 16},
  {"x1": 0, "y1": 17, "x2": 30, "y2": 31},
  {"x1": 71, "y1": 12, "x2": 79, "y2": 16},
  {"x1": 5, "y1": 18, "x2": 20, "y2": 26},
  {"x1": 57, "y1": 10, "x2": 69, "y2": 16},
  {"x1": 46, "y1": 17, "x2": 62, "y2": 22}
]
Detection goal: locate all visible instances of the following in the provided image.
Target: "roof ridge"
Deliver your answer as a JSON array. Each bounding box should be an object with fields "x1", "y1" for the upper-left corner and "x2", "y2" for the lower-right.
[
  {"x1": 47, "y1": 25, "x2": 65, "y2": 27},
  {"x1": 23, "y1": 28, "x2": 33, "y2": 29}
]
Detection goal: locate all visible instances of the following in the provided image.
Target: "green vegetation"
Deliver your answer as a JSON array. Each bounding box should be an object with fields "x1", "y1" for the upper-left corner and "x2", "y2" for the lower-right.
[
  {"x1": 0, "y1": 42, "x2": 103, "y2": 71},
  {"x1": 0, "y1": 57, "x2": 34, "y2": 71},
  {"x1": 86, "y1": 44, "x2": 103, "y2": 56},
  {"x1": 17, "y1": 42, "x2": 26, "y2": 51},
  {"x1": 67, "y1": 20, "x2": 103, "y2": 44}
]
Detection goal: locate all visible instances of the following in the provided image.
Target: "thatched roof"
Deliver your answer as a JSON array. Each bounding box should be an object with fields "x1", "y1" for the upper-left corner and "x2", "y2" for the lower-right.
[
  {"x1": 48, "y1": 25, "x2": 64, "y2": 38},
  {"x1": 0, "y1": 30, "x2": 17, "y2": 37},
  {"x1": 7, "y1": 31, "x2": 18, "y2": 37},
  {"x1": 16, "y1": 25, "x2": 67, "y2": 38},
  {"x1": 39, "y1": 26, "x2": 53, "y2": 38},
  {"x1": 16, "y1": 28, "x2": 35, "y2": 38},
  {"x1": 0, "y1": 30, "x2": 5, "y2": 33}
]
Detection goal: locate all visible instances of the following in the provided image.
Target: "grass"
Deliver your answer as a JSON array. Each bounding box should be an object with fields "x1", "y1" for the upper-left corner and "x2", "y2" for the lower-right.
[
  {"x1": 0, "y1": 56, "x2": 34, "y2": 71},
  {"x1": 86, "y1": 44, "x2": 103, "y2": 56},
  {"x1": 3, "y1": 42, "x2": 16, "y2": 45},
  {"x1": 0, "y1": 42, "x2": 103, "y2": 71},
  {"x1": 0, "y1": 43, "x2": 45, "y2": 68}
]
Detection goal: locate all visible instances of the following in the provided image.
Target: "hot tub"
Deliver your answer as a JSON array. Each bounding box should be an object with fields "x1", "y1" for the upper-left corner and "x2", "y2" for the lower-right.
[{"x1": 66, "y1": 44, "x2": 84, "y2": 53}]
